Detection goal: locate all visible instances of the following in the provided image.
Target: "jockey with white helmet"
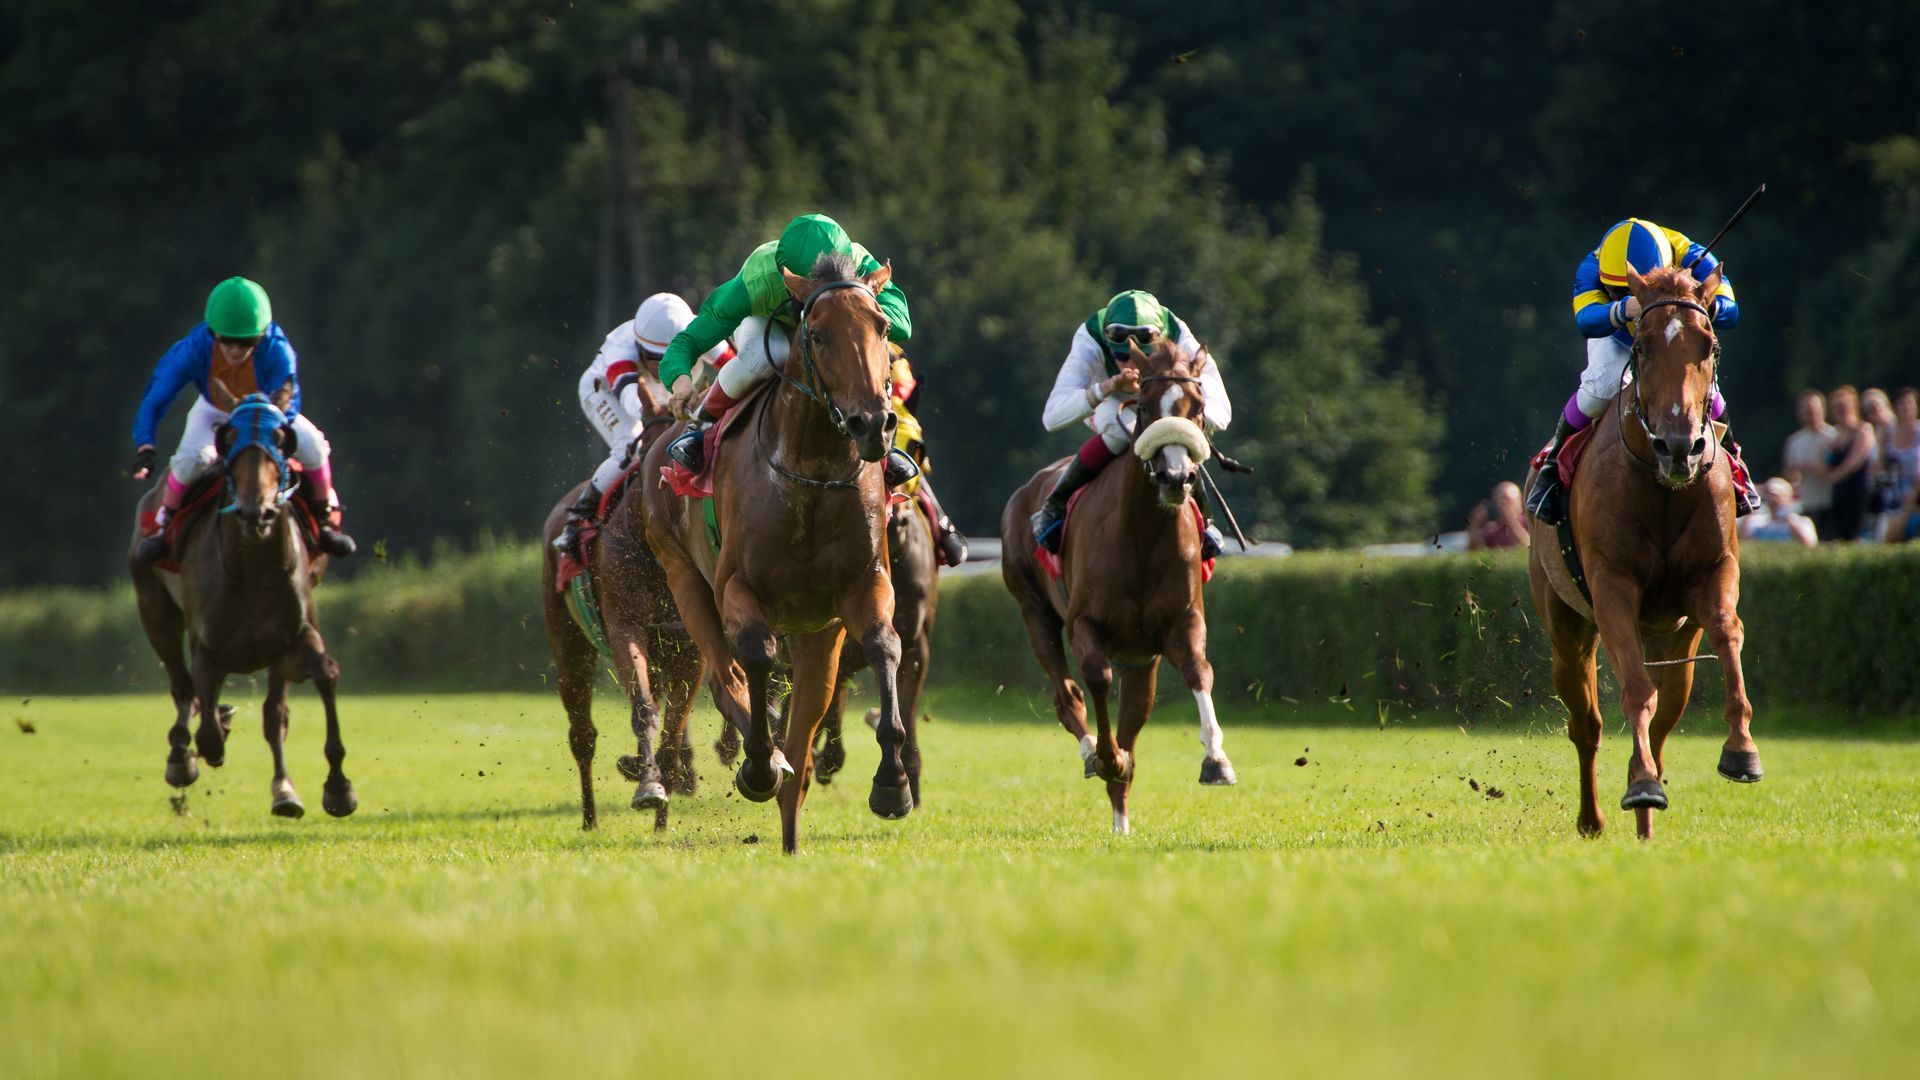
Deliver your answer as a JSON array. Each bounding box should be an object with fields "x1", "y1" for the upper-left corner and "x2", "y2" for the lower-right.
[{"x1": 553, "y1": 292, "x2": 735, "y2": 554}]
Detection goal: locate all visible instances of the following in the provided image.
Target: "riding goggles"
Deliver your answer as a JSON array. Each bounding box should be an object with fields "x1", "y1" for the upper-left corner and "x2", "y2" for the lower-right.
[{"x1": 1104, "y1": 324, "x2": 1160, "y2": 346}]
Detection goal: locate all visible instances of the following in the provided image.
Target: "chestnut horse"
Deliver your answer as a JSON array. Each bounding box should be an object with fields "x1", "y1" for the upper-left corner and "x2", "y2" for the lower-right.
[
  {"x1": 1527, "y1": 264, "x2": 1762, "y2": 839},
  {"x1": 540, "y1": 408, "x2": 704, "y2": 833},
  {"x1": 812, "y1": 496, "x2": 938, "y2": 802},
  {"x1": 129, "y1": 380, "x2": 356, "y2": 819},
  {"x1": 643, "y1": 252, "x2": 911, "y2": 853},
  {"x1": 1001, "y1": 338, "x2": 1236, "y2": 835}
]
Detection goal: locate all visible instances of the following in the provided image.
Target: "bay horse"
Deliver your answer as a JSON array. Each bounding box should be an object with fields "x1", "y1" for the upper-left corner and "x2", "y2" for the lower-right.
[
  {"x1": 129, "y1": 380, "x2": 355, "y2": 818},
  {"x1": 1001, "y1": 338, "x2": 1236, "y2": 835},
  {"x1": 541, "y1": 407, "x2": 704, "y2": 833},
  {"x1": 1526, "y1": 263, "x2": 1762, "y2": 840},
  {"x1": 812, "y1": 495, "x2": 937, "y2": 803},
  {"x1": 642, "y1": 252, "x2": 912, "y2": 853}
]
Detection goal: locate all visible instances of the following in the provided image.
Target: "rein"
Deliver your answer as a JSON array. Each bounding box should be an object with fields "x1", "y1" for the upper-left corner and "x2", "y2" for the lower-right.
[
  {"x1": 1618, "y1": 297, "x2": 1722, "y2": 482},
  {"x1": 758, "y1": 279, "x2": 889, "y2": 491}
]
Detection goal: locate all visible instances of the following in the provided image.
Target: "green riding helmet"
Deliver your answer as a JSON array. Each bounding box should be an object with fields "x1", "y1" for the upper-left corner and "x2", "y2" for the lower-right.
[
  {"x1": 205, "y1": 277, "x2": 273, "y2": 339},
  {"x1": 774, "y1": 213, "x2": 853, "y2": 278},
  {"x1": 1093, "y1": 289, "x2": 1175, "y2": 359}
]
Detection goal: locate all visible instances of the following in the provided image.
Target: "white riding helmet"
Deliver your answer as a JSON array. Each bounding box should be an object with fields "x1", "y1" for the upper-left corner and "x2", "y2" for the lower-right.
[{"x1": 633, "y1": 293, "x2": 695, "y2": 356}]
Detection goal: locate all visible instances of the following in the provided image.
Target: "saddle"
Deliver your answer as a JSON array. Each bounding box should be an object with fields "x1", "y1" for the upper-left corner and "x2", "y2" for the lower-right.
[
  {"x1": 144, "y1": 470, "x2": 325, "y2": 575},
  {"x1": 659, "y1": 383, "x2": 769, "y2": 500},
  {"x1": 1034, "y1": 484, "x2": 1214, "y2": 585}
]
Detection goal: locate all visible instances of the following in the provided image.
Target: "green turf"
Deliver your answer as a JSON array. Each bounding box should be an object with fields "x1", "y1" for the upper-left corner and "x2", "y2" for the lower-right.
[{"x1": 3, "y1": 689, "x2": 1916, "y2": 1078}]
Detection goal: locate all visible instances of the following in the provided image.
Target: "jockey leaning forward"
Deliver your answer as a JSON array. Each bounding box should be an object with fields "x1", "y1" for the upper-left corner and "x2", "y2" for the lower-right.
[
  {"x1": 1526, "y1": 217, "x2": 1761, "y2": 524},
  {"x1": 1030, "y1": 289, "x2": 1231, "y2": 559},
  {"x1": 130, "y1": 277, "x2": 356, "y2": 562},
  {"x1": 552, "y1": 292, "x2": 734, "y2": 555},
  {"x1": 657, "y1": 212, "x2": 970, "y2": 563}
]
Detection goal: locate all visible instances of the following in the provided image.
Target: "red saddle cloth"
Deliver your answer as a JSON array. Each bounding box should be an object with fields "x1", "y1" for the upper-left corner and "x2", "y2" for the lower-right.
[
  {"x1": 553, "y1": 453, "x2": 657, "y2": 592},
  {"x1": 1530, "y1": 424, "x2": 1597, "y2": 488},
  {"x1": 1035, "y1": 486, "x2": 1215, "y2": 584},
  {"x1": 659, "y1": 422, "x2": 727, "y2": 499},
  {"x1": 145, "y1": 471, "x2": 324, "y2": 574}
]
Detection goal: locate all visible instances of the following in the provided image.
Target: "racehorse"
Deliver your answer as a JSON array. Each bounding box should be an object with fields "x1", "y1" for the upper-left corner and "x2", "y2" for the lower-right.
[
  {"x1": 129, "y1": 379, "x2": 356, "y2": 818},
  {"x1": 812, "y1": 494, "x2": 937, "y2": 803},
  {"x1": 1526, "y1": 263, "x2": 1763, "y2": 839},
  {"x1": 643, "y1": 252, "x2": 912, "y2": 853},
  {"x1": 1000, "y1": 338, "x2": 1237, "y2": 834},
  {"x1": 540, "y1": 410, "x2": 704, "y2": 832}
]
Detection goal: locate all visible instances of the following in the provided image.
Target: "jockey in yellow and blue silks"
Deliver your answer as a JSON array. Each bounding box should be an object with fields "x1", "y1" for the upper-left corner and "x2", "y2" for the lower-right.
[
  {"x1": 1526, "y1": 218, "x2": 1762, "y2": 523},
  {"x1": 129, "y1": 277, "x2": 356, "y2": 563}
]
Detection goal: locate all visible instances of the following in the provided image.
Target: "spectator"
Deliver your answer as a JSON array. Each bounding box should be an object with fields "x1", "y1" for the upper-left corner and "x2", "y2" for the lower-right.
[
  {"x1": 1863, "y1": 387, "x2": 1894, "y2": 440},
  {"x1": 1466, "y1": 480, "x2": 1529, "y2": 549},
  {"x1": 1824, "y1": 385, "x2": 1878, "y2": 541},
  {"x1": 1878, "y1": 387, "x2": 1920, "y2": 541},
  {"x1": 1782, "y1": 389, "x2": 1835, "y2": 534},
  {"x1": 1739, "y1": 477, "x2": 1817, "y2": 547}
]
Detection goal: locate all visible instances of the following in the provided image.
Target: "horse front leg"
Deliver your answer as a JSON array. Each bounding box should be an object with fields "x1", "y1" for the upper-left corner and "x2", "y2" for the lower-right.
[
  {"x1": 1589, "y1": 572, "x2": 1662, "y2": 836},
  {"x1": 190, "y1": 646, "x2": 228, "y2": 770},
  {"x1": 1689, "y1": 565, "x2": 1762, "y2": 784},
  {"x1": 1163, "y1": 611, "x2": 1234, "y2": 786},
  {"x1": 722, "y1": 578, "x2": 790, "y2": 802},
  {"x1": 298, "y1": 629, "x2": 356, "y2": 818},
  {"x1": 1069, "y1": 616, "x2": 1125, "y2": 786},
  {"x1": 612, "y1": 638, "x2": 669, "y2": 828},
  {"x1": 263, "y1": 667, "x2": 304, "y2": 817},
  {"x1": 1107, "y1": 659, "x2": 1159, "y2": 836},
  {"x1": 843, "y1": 572, "x2": 911, "y2": 819},
  {"x1": 777, "y1": 628, "x2": 847, "y2": 853},
  {"x1": 136, "y1": 581, "x2": 199, "y2": 790}
]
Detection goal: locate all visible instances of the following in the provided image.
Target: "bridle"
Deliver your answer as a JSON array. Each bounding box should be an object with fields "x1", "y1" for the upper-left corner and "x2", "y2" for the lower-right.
[
  {"x1": 1619, "y1": 296, "x2": 1722, "y2": 481},
  {"x1": 760, "y1": 279, "x2": 891, "y2": 490}
]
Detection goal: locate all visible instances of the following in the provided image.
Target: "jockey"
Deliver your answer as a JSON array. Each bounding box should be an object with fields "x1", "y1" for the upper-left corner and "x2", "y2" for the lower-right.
[
  {"x1": 551, "y1": 292, "x2": 734, "y2": 555},
  {"x1": 658, "y1": 213, "x2": 919, "y2": 488},
  {"x1": 1031, "y1": 289, "x2": 1231, "y2": 558},
  {"x1": 1526, "y1": 217, "x2": 1762, "y2": 523},
  {"x1": 886, "y1": 344, "x2": 970, "y2": 568},
  {"x1": 130, "y1": 277, "x2": 355, "y2": 563}
]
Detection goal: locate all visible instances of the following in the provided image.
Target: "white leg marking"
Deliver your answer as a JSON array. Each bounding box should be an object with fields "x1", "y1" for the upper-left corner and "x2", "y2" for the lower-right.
[
  {"x1": 1112, "y1": 807, "x2": 1130, "y2": 835},
  {"x1": 1195, "y1": 689, "x2": 1225, "y2": 757},
  {"x1": 1079, "y1": 733, "x2": 1097, "y2": 764}
]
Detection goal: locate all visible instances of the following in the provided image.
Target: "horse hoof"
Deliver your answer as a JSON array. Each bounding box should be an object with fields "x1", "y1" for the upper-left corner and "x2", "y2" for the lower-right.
[
  {"x1": 667, "y1": 746, "x2": 699, "y2": 796},
  {"x1": 1082, "y1": 758, "x2": 1098, "y2": 780},
  {"x1": 271, "y1": 795, "x2": 306, "y2": 819},
  {"x1": 616, "y1": 755, "x2": 644, "y2": 782},
  {"x1": 322, "y1": 779, "x2": 358, "y2": 818},
  {"x1": 1717, "y1": 747, "x2": 1764, "y2": 784},
  {"x1": 632, "y1": 781, "x2": 669, "y2": 812},
  {"x1": 165, "y1": 756, "x2": 199, "y2": 789},
  {"x1": 715, "y1": 725, "x2": 741, "y2": 766},
  {"x1": 734, "y1": 762, "x2": 783, "y2": 803},
  {"x1": 1199, "y1": 757, "x2": 1237, "y2": 786},
  {"x1": 868, "y1": 781, "x2": 914, "y2": 820},
  {"x1": 1620, "y1": 778, "x2": 1668, "y2": 811},
  {"x1": 814, "y1": 743, "x2": 846, "y2": 784}
]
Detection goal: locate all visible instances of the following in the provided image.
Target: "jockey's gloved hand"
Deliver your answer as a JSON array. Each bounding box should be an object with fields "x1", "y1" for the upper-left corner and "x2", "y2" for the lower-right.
[
  {"x1": 667, "y1": 376, "x2": 701, "y2": 421},
  {"x1": 131, "y1": 445, "x2": 155, "y2": 480}
]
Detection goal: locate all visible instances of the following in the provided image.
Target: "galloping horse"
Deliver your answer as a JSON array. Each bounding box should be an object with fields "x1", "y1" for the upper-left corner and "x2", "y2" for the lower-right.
[
  {"x1": 130, "y1": 380, "x2": 356, "y2": 818},
  {"x1": 1527, "y1": 264, "x2": 1762, "y2": 839},
  {"x1": 812, "y1": 495, "x2": 937, "y2": 802},
  {"x1": 1001, "y1": 338, "x2": 1236, "y2": 834},
  {"x1": 642, "y1": 253, "x2": 912, "y2": 853},
  {"x1": 541, "y1": 408, "x2": 704, "y2": 832}
]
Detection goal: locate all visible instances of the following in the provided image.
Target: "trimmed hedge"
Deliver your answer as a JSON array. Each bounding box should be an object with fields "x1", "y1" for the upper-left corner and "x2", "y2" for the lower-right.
[{"x1": 5, "y1": 542, "x2": 1917, "y2": 715}]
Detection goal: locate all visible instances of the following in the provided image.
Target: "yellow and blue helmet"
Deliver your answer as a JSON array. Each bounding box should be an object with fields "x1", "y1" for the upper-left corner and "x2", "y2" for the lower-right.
[{"x1": 1596, "y1": 218, "x2": 1674, "y2": 288}]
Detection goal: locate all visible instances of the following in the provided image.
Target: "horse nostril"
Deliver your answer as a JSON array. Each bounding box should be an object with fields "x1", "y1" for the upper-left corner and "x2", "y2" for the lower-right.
[
  {"x1": 1691, "y1": 436, "x2": 1708, "y2": 458},
  {"x1": 882, "y1": 411, "x2": 897, "y2": 434},
  {"x1": 844, "y1": 414, "x2": 869, "y2": 437}
]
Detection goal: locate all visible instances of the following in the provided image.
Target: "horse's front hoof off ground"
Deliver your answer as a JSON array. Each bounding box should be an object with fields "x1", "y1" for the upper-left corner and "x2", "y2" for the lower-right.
[
  {"x1": 631, "y1": 781, "x2": 669, "y2": 811},
  {"x1": 164, "y1": 756, "x2": 199, "y2": 789},
  {"x1": 734, "y1": 762, "x2": 783, "y2": 803},
  {"x1": 1199, "y1": 757, "x2": 1237, "y2": 785},
  {"x1": 270, "y1": 779, "x2": 305, "y2": 818},
  {"x1": 1717, "y1": 747, "x2": 1764, "y2": 783},
  {"x1": 869, "y1": 782, "x2": 914, "y2": 819},
  {"x1": 1620, "y1": 778, "x2": 1668, "y2": 811},
  {"x1": 322, "y1": 780, "x2": 358, "y2": 818},
  {"x1": 616, "y1": 755, "x2": 644, "y2": 782}
]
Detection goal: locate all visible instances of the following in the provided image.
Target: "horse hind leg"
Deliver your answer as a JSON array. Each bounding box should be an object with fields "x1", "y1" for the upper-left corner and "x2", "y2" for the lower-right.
[
  {"x1": 190, "y1": 646, "x2": 228, "y2": 770},
  {"x1": 140, "y1": 592, "x2": 198, "y2": 790},
  {"x1": 1010, "y1": 584, "x2": 1093, "y2": 777},
  {"x1": 1108, "y1": 660, "x2": 1159, "y2": 835},
  {"x1": 812, "y1": 677, "x2": 850, "y2": 785},
  {"x1": 1639, "y1": 626, "x2": 1705, "y2": 840},
  {"x1": 724, "y1": 587, "x2": 790, "y2": 803},
  {"x1": 1069, "y1": 616, "x2": 1125, "y2": 788},
  {"x1": 262, "y1": 668, "x2": 304, "y2": 818},
  {"x1": 551, "y1": 622, "x2": 600, "y2": 830},
  {"x1": 1549, "y1": 620, "x2": 1605, "y2": 837}
]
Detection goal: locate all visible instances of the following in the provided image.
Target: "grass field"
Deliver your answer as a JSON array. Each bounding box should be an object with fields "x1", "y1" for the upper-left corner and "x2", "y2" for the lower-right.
[{"x1": 3, "y1": 688, "x2": 1917, "y2": 1078}]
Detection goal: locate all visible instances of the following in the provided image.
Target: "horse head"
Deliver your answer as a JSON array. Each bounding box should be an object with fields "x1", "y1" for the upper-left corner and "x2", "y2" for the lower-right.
[
  {"x1": 1126, "y1": 338, "x2": 1212, "y2": 511},
  {"x1": 780, "y1": 253, "x2": 898, "y2": 463},
  {"x1": 1624, "y1": 263, "x2": 1724, "y2": 487},
  {"x1": 211, "y1": 378, "x2": 298, "y2": 538}
]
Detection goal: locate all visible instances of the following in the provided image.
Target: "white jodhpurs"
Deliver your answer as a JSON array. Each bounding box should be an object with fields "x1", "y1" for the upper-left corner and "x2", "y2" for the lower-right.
[
  {"x1": 1090, "y1": 395, "x2": 1138, "y2": 454},
  {"x1": 1575, "y1": 336, "x2": 1634, "y2": 419},
  {"x1": 715, "y1": 315, "x2": 792, "y2": 398},
  {"x1": 169, "y1": 396, "x2": 329, "y2": 484},
  {"x1": 577, "y1": 369, "x2": 649, "y2": 491}
]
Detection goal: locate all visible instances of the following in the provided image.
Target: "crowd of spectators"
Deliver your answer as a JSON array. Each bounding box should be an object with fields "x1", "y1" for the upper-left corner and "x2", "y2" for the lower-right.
[{"x1": 1754, "y1": 385, "x2": 1920, "y2": 546}]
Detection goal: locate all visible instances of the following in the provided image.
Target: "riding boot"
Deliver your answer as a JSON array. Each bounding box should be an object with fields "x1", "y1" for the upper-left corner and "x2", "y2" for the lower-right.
[
  {"x1": 1191, "y1": 483, "x2": 1226, "y2": 560},
  {"x1": 667, "y1": 384, "x2": 741, "y2": 473},
  {"x1": 884, "y1": 448, "x2": 921, "y2": 487},
  {"x1": 134, "y1": 506, "x2": 172, "y2": 565},
  {"x1": 1721, "y1": 430, "x2": 1762, "y2": 518},
  {"x1": 1030, "y1": 453, "x2": 1107, "y2": 554},
  {"x1": 1526, "y1": 417, "x2": 1579, "y2": 526},
  {"x1": 916, "y1": 480, "x2": 970, "y2": 567},
  {"x1": 551, "y1": 482, "x2": 602, "y2": 556}
]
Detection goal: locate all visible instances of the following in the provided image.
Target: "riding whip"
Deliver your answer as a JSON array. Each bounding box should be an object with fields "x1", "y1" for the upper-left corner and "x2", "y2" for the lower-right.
[
  {"x1": 1683, "y1": 183, "x2": 1766, "y2": 269},
  {"x1": 1199, "y1": 464, "x2": 1251, "y2": 552}
]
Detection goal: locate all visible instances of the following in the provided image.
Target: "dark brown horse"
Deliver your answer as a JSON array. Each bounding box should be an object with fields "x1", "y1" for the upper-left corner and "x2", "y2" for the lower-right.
[
  {"x1": 1001, "y1": 339, "x2": 1236, "y2": 834},
  {"x1": 643, "y1": 253, "x2": 912, "y2": 853},
  {"x1": 1527, "y1": 264, "x2": 1762, "y2": 839},
  {"x1": 812, "y1": 496, "x2": 937, "y2": 802},
  {"x1": 130, "y1": 380, "x2": 355, "y2": 818},
  {"x1": 540, "y1": 410, "x2": 704, "y2": 832}
]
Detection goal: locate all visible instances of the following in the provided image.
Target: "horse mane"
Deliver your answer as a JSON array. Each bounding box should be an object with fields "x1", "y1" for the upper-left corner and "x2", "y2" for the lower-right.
[
  {"x1": 1637, "y1": 265, "x2": 1699, "y2": 298},
  {"x1": 810, "y1": 251, "x2": 860, "y2": 282}
]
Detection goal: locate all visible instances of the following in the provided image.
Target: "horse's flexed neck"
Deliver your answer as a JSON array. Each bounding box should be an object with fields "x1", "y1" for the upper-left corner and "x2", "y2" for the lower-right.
[
  {"x1": 1623, "y1": 263, "x2": 1724, "y2": 488},
  {"x1": 776, "y1": 254, "x2": 898, "y2": 466}
]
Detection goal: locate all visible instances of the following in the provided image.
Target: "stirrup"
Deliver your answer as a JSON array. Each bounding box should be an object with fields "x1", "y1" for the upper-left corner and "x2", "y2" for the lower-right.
[
  {"x1": 135, "y1": 533, "x2": 170, "y2": 566},
  {"x1": 937, "y1": 523, "x2": 969, "y2": 567},
  {"x1": 1526, "y1": 470, "x2": 1565, "y2": 526},
  {"x1": 318, "y1": 526, "x2": 357, "y2": 558},
  {"x1": 1030, "y1": 504, "x2": 1066, "y2": 554},
  {"x1": 884, "y1": 448, "x2": 921, "y2": 487},
  {"x1": 1200, "y1": 524, "x2": 1225, "y2": 560},
  {"x1": 667, "y1": 424, "x2": 707, "y2": 472}
]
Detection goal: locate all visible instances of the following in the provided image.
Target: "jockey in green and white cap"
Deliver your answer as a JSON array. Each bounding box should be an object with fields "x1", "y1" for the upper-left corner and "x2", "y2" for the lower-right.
[{"x1": 1031, "y1": 289, "x2": 1233, "y2": 557}]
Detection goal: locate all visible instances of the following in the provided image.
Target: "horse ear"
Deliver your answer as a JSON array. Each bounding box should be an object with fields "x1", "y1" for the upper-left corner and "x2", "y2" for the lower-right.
[
  {"x1": 861, "y1": 259, "x2": 892, "y2": 295},
  {"x1": 1125, "y1": 339, "x2": 1149, "y2": 368},
  {"x1": 782, "y1": 266, "x2": 816, "y2": 304},
  {"x1": 1696, "y1": 264, "x2": 1724, "y2": 303},
  {"x1": 278, "y1": 424, "x2": 299, "y2": 458},
  {"x1": 215, "y1": 423, "x2": 236, "y2": 459},
  {"x1": 270, "y1": 378, "x2": 295, "y2": 413},
  {"x1": 208, "y1": 377, "x2": 237, "y2": 412},
  {"x1": 1624, "y1": 262, "x2": 1652, "y2": 304}
]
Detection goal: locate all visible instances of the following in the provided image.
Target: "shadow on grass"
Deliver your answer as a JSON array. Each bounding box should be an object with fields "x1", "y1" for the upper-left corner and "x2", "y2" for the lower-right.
[{"x1": 0, "y1": 801, "x2": 582, "y2": 854}]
